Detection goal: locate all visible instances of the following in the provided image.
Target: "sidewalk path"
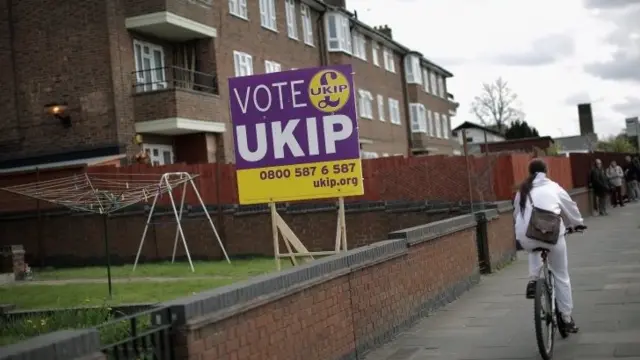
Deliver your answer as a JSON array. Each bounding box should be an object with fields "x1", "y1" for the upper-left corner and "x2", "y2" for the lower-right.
[{"x1": 363, "y1": 202, "x2": 640, "y2": 360}]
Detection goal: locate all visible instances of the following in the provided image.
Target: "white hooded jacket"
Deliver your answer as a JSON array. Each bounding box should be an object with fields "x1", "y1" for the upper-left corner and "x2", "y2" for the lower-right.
[{"x1": 513, "y1": 172, "x2": 584, "y2": 242}]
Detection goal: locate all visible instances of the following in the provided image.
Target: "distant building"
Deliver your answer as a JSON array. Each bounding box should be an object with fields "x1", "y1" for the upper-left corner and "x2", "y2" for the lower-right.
[
  {"x1": 452, "y1": 121, "x2": 506, "y2": 146},
  {"x1": 553, "y1": 134, "x2": 598, "y2": 155}
]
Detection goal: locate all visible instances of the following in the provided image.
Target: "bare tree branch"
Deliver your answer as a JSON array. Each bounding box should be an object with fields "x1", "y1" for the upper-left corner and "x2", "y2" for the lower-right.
[{"x1": 470, "y1": 77, "x2": 523, "y2": 131}]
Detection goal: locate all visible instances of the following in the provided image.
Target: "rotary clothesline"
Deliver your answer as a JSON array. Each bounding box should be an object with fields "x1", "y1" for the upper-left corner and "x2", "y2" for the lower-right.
[{"x1": 1, "y1": 172, "x2": 192, "y2": 214}]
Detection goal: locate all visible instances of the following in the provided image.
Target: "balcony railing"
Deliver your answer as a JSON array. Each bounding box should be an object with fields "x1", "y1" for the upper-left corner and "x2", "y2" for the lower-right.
[{"x1": 132, "y1": 66, "x2": 218, "y2": 95}]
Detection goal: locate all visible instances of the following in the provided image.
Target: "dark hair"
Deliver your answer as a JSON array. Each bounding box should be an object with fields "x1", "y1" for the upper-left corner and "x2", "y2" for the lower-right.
[{"x1": 518, "y1": 158, "x2": 548, "y2": 215}]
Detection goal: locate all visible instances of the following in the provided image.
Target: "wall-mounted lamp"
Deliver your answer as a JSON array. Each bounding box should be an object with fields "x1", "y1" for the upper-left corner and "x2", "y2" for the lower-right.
[
  {"x1": 44, "y1": 102, "x2": 71, "y2": 128},
  {"x1": 133, "y1": 134, "x2": 143, "y2": 145}
]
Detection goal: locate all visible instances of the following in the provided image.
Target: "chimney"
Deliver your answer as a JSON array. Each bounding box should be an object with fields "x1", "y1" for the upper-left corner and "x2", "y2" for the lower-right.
[
  {"x1": 324, "y1": 0, "x2": 346, "y2": 8},
  {"x1": 374, "y1": 25, "x2": 392, "y2": 39},
  {"x1": 577, "y1": 103, "x2": 594, "y2": 135}
]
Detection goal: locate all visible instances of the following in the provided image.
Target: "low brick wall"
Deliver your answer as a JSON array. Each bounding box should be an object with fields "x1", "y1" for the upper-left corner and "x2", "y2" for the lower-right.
[{"x1": 483, "y1": 202, "x2": 517, "y2": 271}]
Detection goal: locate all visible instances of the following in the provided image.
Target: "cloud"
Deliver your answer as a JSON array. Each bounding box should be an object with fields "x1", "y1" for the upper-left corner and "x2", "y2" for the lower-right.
[
  {"x1": 612, "y1": 97, "x2": 640, "y2": 117},
  {"x1": 583, "y1": 0, "x2": 637, "y2": 9},
  {"x1": 492, "y1": 34, "x2": 575, "y2": 66},
  {"x1": 564, "y1": 91, "x2": 593, "y2": 106}
]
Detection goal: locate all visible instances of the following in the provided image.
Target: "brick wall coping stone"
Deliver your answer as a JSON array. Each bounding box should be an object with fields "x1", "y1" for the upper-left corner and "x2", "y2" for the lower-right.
[
  {"x1": 0, "y1": 329, "x2": 100, "y2": 360},
  {"x1": 158, "y1": 213, "x2": 481, "y2": 329},
  {"x1": 569, "y1": 187, "x2": 588, "y2": 195},
  {"x1": 388, "y1": 213, "x2": 477, "y2": 245}
]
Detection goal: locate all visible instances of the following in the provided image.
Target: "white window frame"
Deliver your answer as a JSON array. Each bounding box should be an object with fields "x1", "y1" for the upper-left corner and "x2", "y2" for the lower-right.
[
  {"x1": 409, "y1": 103, "x2": 427, "y2": 133},
  {"x1": 285, "y1": 0, "x2": 298, "y2": 39},
  {"x1": 326, "y1": 12, "x2": 351, "y2": 53},
  {"x1": 388, "y1": 98, "x2": 401, "y2": 125},
  {"x1": 260, "y1": 0, "x2": 277, "y2": 31},
  {"x1": 441, "y1": 114, "x2": 449, "y2": 138},
  {"x1": 438, "y1": 76, "x2": 446, "y2": 98},
  {"x1": 357, "y1": 89, "x2": 374, "y2": 119},
  {"x1": 233, "y1": 51, "x2": 254, "y2": 77},
  {"x1": 301, "y1": 4, "x2": 314, "y2": 46},
  {"x1": 404, "y1": 55, "x2": 422, "y2": 84},
  {"x1": 229, "y1": 0, "x2": 248, "y2": 19},
  {"x1": 372, "y1": 42, "x2": 380, "y2": 66},
  {"x1": 377, "y1": 94, "x2": 385, "y2": 121},
  {"x1": 143, "y1": 144, "x2": 174, "y2": 166},
  {"x1": 352, "y1": 31, "x2": 367, "y2": 61},
  {"x1": 434, "y1": 112, "x2": 442, "y2": 138},
  {"x1": 430, "y1": 72, "x2": 438, "y2": 96},
  {"x1": 264, "y1": 60, "x2": 282, "y2": 73},
  {"x1": 133, "y1": 40, "x2": 167, "y2": 92},
  {"x1": 361, "y1": 151, "x2": 379, "y2": 159},
  {"x1": 422, "y1": 68, "x2": 430, "y2": 93},
  {"x1": 383, "y1": 47, "x2": 395, "y2": 73},
  {"x1": 427, "y1": 110, "x2": 434, "y2": 136}
]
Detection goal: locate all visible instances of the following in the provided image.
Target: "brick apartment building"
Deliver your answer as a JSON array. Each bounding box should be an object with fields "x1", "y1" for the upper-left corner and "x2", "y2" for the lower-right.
[{"x1": 0, "y1": 0, "x2": 458, "y2": 171}]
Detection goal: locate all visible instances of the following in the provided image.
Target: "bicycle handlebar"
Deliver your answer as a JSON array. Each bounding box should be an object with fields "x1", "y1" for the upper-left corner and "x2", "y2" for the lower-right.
[{"x1": 565, "y1": 225, "x2": 587, "y2": 235}]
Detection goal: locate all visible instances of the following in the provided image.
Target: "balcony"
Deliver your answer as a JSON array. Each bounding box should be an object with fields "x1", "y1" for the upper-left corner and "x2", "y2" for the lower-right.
[
  {"x1": 125, "y1": 0, "x2": 217, "y2": 41},
  {"x1": 132, "y1": 66, "x2": 226, "y2": 136}
]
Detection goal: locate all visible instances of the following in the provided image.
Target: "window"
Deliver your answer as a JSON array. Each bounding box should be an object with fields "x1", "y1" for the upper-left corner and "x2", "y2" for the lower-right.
[
  {"x1": 388, "y1": 98, "x2": 401, "y2": 125},
  {"x1": 301, "y1": 4, "x2": 314, "y2": 45},
  {"x1": 430, "y1": 72, "x2": 438, "y2": 96},
  {"x1": 377, "y1": 94, "x2": 385, "y2": 121},
  {"x1": 361, "y1": 151, "x2": 378, "y2": 159},
  {"x1": 434, "y1": 112, "x2": 441, "y2": 137},
  {"x1": 422, "y1": 69, "x2": 430, "y2": 93},
  {"x1": 229, "y1": 0, "x2": 247, "y2": 19},
  {"x1": 326, "y1": 12, "x2": 351, "y2": 53},
  {"x1": 352, "y1": 31, "x2": 367, "y2": 60},
  {"x1": 357, "y1": 89, "x2": 374, "y2": 119},
  {"x1": 133, "y1": 40, "x2": 166, "y2": 92},
  {"x1": 143, "y1": 144, "x2": 174, "y2": 166},
  {"x1": 438, "y1": 76, "x2": 446, "y2": 97},
  {"x1": 383, "y1": 47, "x2": 395, "y2": 72},
  {"x1": 427, "y1": 110, "x2": 434, "y2": 136},
  {"x1": 409, "y1": 103, "x2": 427, "y2": 133},
  {"x1": 441, "y1": 114, "x2": 449, "y2": 138},
  {"x1": 285, "y1": 0, "x2": 298, "y2": 39},
  {"x1": 260, "y1": 0, "x2": 277, "y2": 31},
  {"x1": 372, "y1": 42, "x2": 380, "y2": 66},
  {"x1": 383, "y1": 153, "x2": 389, "y2": 157},
  {"x1": 264, "y1": 60, "x2": 281, "y2": 73},
  {"x1": 233, "y1": 51, "x2": 253, "y2": 77},
  {"x1": 404, "y1": 55, "x2": 422, "y2": 84}
]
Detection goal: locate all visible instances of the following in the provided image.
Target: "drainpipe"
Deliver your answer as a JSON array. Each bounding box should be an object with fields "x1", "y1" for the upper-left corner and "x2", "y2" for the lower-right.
[
  {"x1": 400, "y1": 52, "x2": 414, "y2": 156},
  {"x1": 315, "y1": 5, "x2": 329, "y2": 66}
]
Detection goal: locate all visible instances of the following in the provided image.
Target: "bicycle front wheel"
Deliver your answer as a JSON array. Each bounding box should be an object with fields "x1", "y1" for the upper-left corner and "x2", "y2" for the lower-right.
[{"x1": 534, "y1": 278, "x2": 555, "y2": 360}]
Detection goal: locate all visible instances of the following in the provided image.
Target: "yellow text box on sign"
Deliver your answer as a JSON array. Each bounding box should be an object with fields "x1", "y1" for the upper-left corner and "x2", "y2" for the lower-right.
[{"x1": 236, "y1": 159, "x2": 364, "y2": 204}]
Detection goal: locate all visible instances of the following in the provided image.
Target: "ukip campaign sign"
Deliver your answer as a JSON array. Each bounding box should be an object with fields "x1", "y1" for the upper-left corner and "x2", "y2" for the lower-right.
[{"x1": 228, "y1": 64, "x2": 364, "y2": 204}]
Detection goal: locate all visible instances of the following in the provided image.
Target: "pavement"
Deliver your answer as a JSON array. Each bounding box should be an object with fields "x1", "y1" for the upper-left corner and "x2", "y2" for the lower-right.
[{"x1": 363, "y1": 202, "x2": 640, "y2": 360}]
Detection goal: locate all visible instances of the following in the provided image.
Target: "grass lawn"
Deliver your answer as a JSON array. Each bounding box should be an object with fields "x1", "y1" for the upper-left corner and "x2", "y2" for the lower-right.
[
  {"x1": 3, "y1": 258, "x2": 292, "y2": 309},
  {"x1": 32, "y1": 258, "x2": 285, "y2": 280}
]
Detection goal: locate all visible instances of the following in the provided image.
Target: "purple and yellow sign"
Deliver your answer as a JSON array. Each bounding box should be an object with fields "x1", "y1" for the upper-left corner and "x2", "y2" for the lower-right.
[{"x1": 228, "y1": 64, "x2": 364, "y2": 204}]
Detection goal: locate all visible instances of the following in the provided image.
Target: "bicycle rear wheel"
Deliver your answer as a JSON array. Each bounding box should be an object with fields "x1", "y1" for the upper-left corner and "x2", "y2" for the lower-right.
[{"x1": 534, "y1": 278, "x2": 555, "y2": 360}]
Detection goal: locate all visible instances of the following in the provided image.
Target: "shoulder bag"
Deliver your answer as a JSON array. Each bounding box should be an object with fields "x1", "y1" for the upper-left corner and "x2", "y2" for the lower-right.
[{"x1": 525, "y1": 194, "x2": 562, "y2": 245}]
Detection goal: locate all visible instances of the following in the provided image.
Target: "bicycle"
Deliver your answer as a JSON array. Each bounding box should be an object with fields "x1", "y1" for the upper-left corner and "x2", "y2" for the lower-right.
[{"x1": 531, "y1": 226, "x2": 585, "y2": 360}]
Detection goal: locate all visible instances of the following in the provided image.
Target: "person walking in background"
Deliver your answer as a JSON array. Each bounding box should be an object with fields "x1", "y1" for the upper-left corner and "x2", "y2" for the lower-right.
[
  {"x1": 623, "y1": 155, "x2": 640, "y2": 202},
  {"x1": 607, "y1": 160, "x2": 624, "y2": 207},
  {"x1": 589, "y1": 159, "x2": 609, "y2": 215}
]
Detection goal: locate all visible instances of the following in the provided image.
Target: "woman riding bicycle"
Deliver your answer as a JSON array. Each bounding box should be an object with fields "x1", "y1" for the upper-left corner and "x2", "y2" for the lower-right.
[{"x1": 513, "y1": 158, "x2": 585, "y2": 333}]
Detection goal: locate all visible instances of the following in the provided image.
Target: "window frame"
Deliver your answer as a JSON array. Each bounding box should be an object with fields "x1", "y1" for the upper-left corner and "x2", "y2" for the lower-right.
[
  {"x1": 233, "y1": 50, "x2": 254, "y2": 77},
  {"x1": 427, "y1": 110, "x2": 434, "y2": 136},
  {"x1": 388, "y1": 98, "x2": 401, "y2": 125},
  {"x1": 434, "y1": 112, "x2": 441, "y2": 138},
  {"x1": 409, "y1": 103, "x2": 427, "y2": 133},
  {"x1": 285, "y1": 0, "x2": 298, "y2": 39},
  {"x1": 357, "y1": 89, "x2": 374, "y2": 119},
  {"x1": 404, "y1": 54, "x2": 422, "y2": 84},
  {"x1": 264, "y1": 60, "x2": 282, "y2": 73},
  {"x1": 133, "y1": 40, "x2": 167, "y2": 92},
  {"x1": 325, "y1": 12, "x2": 352, "y2": 53},
  {"x1": 430, "y1": 72, "x2": 438, "y2": 96},
  {"x1": 422, "y1": 68, "x2": 430, "y2": 93},
  {"x1": 377, "y1": 94, "x2": 385, "y2": 121},
  {"x1": 142, "y1": 144, "x2": 174, "y2": 166},
  {"x1": 383, "y1": 47, "x2": 395, "y2": 73},
  {"x1": 372, "y1": 42, "x2": 380, "y2": 66},
  {"x1": 441, "y1": 114, "x2": 449, "y2": 138},
  {"x1": 301, "y1": 4, "x2": 314, "y2": 46},
  {"x1": 438, "y1": 76, "x2": 446, "y2": 97},
  {"x1": 228, "y1": 0, "x2": 248, "y2": 19},
  {"x1": 259, "y1": 0, "x2": 277, "y2": 31},
  {"x1": 351, "y1": 31, "x2": 367, "y2": 61}
]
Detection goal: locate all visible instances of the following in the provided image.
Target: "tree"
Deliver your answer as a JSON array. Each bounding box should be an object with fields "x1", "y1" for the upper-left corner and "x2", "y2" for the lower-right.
[
  {"x1": 596, "y1": 134, "x2": 636, "y2": 153},
  {"x1": 504, "y1": 120, "x2": 540, "y2": 140},
  {"x1": 470, "y1": 77, "x2": 524, "y2": 131}
]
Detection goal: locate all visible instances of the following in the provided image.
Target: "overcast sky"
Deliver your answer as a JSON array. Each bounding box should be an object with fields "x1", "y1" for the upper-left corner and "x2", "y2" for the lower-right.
[{"x1": 347, "y1": 0, "x2": 640, "y2": 137}]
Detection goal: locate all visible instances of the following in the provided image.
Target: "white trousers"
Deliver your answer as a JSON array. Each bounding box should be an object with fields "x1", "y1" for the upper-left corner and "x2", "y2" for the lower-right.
[{"x1": 519, "y1": 235, "x2": 573, "y2": 316}]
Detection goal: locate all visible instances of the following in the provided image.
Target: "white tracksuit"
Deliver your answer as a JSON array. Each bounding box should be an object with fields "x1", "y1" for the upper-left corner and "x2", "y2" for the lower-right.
[{"x1": 513, "y1": 173, "x2": 584, "y2": 317}]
